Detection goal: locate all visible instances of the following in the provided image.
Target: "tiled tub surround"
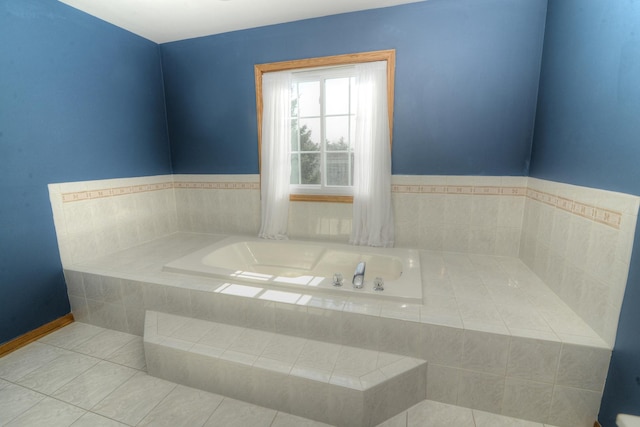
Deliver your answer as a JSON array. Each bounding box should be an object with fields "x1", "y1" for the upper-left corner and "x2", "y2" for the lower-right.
[
  {"x1": 47, "y1": 174, "x2": 639, "y2": 425},
  {"x1": 50, "y1": 174, "x2": 638, "y2": 347},
  {"x1": 50, "y1": 174, "x2": 528, "y2": 262},
  {"x1": 391, "y1": 175, "x2": 527, "y2": 255},
  {"x1": 64, "y1": 233, "x2": 610, "y2": 427},
  {"x1": 48, "y1": 175, "x2": 179, "y2": 266},
  {"x1": 172, "y1": 174, "x2": 261, "y2": 238},
  {"x1": 50, "y1": 174, "x2": 527, "y2": 266},
  {"x1": 172, "y1": 174, "x2": 528, "y2": 255},
  {"x1": 520, "y1": 178, "x2": 639, "y2": 347}
]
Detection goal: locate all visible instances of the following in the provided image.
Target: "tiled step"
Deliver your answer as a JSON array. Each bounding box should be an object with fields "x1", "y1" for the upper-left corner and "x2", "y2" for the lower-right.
[{"x1": 143, "y1": 311, "x2": 426, "y2": 427}]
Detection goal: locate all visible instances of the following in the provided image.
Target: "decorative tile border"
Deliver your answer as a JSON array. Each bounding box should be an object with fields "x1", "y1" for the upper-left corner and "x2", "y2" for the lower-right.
[
  {"x1": 391, "y1": 184, "x2": 527, "y2": 196},
  {"x1": 174, "y1": 182, "x2": 260, "y2": 190},
  {"x1": 527, "y1": 188, "x2": 622, "y2": 229},
  {"x1": 61, "y1": 181, "x2": 259, "y2": 203},
  {"x1": 60, "y1": 179, "x2": 622, "y2": 229},
  {"x1": 61, "y1": 182, "x2": 174, "y2": 202},
  {"x1": 391, "y1": 184, "x2": 621, "y2": 229}
]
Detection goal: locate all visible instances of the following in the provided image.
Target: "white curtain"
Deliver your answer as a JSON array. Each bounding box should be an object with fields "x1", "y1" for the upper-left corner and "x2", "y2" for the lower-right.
[
  {"x1": 350, "y1": 61, "x2": 395, "y2": 247},
  {"x1": 259, "y1": 71, "x2": 292, "y2": 240}
]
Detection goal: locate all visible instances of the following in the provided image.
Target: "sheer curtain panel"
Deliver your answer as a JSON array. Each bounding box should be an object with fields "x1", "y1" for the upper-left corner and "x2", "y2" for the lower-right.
[
  {"x1": 259, "y1": 71, "x2": 292, "y2": 240},
  {"x1": 350, "y1": 61, "x2": 395, "y2": 247}
]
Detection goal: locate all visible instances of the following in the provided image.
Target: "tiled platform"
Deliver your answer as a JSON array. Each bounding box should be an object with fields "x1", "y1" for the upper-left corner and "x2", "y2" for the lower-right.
[
  {"x1": 0, "y1": 321, "x2": 565, "y2": 427},
  {"x1": 68, "y1": 232, "x2": 608, "y2": 345},
  {"x1": 144, "y1": 311, "x2": 426, "y2": 426},
  {"x1": 62, "y1": 232, "x2": 610, "y2": 426}
]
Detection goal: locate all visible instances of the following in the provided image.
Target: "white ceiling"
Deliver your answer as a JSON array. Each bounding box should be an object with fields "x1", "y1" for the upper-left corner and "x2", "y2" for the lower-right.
[{"x1": 58, "y1": 0, "x2": 425, "y2": 44}]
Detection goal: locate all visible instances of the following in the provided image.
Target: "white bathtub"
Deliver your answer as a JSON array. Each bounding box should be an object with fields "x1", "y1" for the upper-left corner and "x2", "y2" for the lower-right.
[{"x1": 163, "y1": 236, "x2": 422, "y2": 302}]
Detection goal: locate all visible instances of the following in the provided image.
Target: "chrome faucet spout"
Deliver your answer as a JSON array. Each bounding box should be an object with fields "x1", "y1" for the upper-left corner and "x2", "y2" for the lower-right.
[{"x1": 352, "y1": 261, "x2": 366, "y2": 289}]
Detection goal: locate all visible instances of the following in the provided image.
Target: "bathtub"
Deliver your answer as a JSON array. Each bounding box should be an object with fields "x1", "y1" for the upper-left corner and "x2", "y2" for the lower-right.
[{"x1": 163, "y1": 236, "x2": 423, "y2": 302}]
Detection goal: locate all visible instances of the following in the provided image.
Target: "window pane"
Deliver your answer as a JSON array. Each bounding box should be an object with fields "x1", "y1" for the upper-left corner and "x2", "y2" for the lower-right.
[
  {"x1": 325, "y1": 78, "x2": 350, "y2": 115},
  {"x1": 290, "y1": 119, "x2": 299, "y2": 151},
  {"x1": 298, "y1": 81, "x2": 320, "y2": 117},
  {"x1": 325, "y1": 116, "x2": 350, "y2": 151},
  {"x1": 326, "y1": 152, "x2": 353, "y2": 186},
  {"x1": 290, "y1": 154, "x2": 300, "y2": 184},
  {"x1": 299, "y1": 118, "x2": 320, "y2": 152},
  {"x1": 300, "y1": 153, "x2": 321, "y2": 184}
]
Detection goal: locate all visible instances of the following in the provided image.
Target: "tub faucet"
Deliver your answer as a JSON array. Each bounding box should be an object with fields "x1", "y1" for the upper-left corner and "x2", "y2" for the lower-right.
[{"x1": 352, "y1": 261, "x2": 366, "y2": 289}]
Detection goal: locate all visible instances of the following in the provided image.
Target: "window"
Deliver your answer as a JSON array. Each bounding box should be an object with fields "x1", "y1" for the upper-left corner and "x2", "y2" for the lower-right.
[
  {"x1": 290, "y1": 68, "x2": 356, "y2": 196},
  {"x1": 255, "y1": 50, "x2": 395, "y2": 203}
]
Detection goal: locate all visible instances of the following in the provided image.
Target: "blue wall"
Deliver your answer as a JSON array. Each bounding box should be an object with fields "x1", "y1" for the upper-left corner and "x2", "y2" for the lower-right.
[
  {"x1": 529, "y1": 0, "x2": 640, "y2": 425},
  {"x1": 161, "y1": 0, "x2": 547, "y2": 176},
  {"x1": 0, "y1": 0, "x2": 172, "y2": 344}
]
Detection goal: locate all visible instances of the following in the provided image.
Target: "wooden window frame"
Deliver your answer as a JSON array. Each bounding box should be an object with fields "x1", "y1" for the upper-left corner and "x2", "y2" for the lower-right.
[{"x1": 255, "y1": 49, "x2": 395, "y2": 203}]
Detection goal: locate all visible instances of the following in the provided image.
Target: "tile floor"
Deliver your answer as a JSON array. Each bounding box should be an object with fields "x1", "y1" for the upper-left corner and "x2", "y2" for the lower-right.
[{"x1": 0, "y1": 322, "x2": 562, "y2": 427}]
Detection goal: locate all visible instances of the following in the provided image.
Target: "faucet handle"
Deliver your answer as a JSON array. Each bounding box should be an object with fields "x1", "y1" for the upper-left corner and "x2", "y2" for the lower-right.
[{"x1": 332, "y1": 273, "x2": 344, "y2": 287}]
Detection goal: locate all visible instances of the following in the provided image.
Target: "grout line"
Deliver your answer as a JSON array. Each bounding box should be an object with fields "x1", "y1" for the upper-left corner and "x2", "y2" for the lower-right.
[{"x1": 202, "y1": 395, "x2": 227, "y2": 427}]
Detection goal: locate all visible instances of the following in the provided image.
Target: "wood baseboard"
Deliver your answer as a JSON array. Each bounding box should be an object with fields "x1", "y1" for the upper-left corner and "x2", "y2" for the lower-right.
[{"x1": 0, "y1": 313, "x2": 74, "y2": 357}]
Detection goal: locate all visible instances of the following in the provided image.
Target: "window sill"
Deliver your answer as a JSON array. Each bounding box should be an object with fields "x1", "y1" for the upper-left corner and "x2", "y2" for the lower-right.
[{"x1": 290, "y1": 194, "x2": 353, "y2": 203}]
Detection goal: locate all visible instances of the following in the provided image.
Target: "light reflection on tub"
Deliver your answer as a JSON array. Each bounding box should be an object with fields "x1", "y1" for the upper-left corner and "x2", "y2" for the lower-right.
[{"x1": 163, "y1": 236, "x2": 422, "y2": 302}]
